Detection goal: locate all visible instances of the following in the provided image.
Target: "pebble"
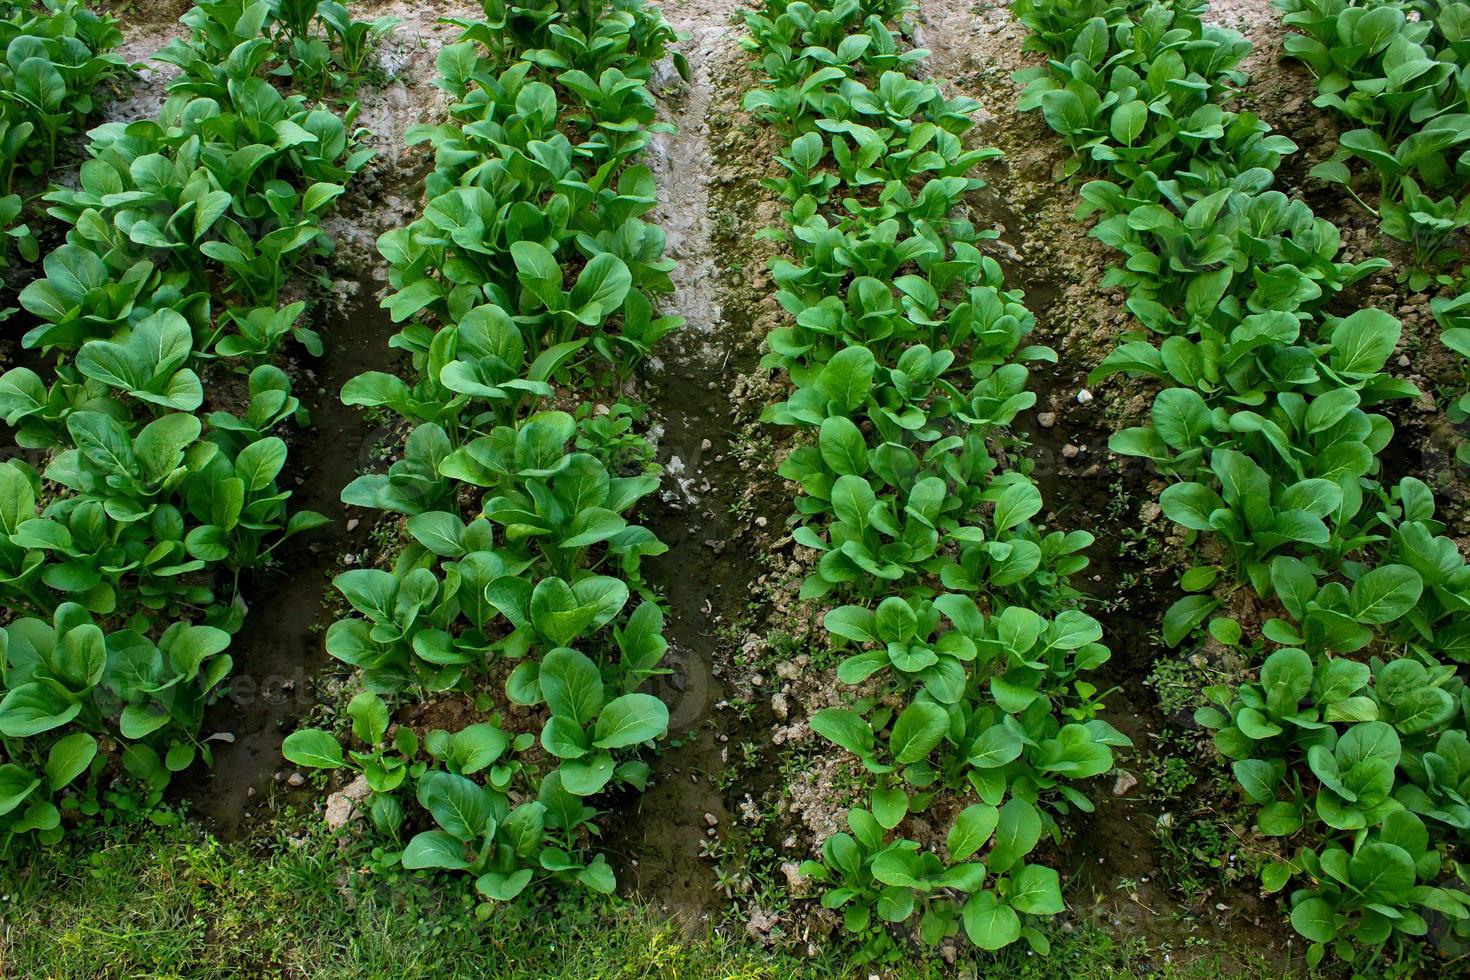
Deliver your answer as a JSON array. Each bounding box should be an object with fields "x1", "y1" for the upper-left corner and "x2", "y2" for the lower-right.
[
  {"x1": 1077, "y1": 389, "x2": 1094, "y2": 405},
  {"x1": 1037, "y1": 411, "x2": 1056, "y2": 428},
  {"x1": 287, "y1": 772, "x2": 305, "y2": 788},
  {"x1": 346, "y1": 518, "x2": 360, "y2": 532},
  {"x1": 700, "y1": 438, "x2": 712, "y2": 451},
  {"x1": 705, "y1": 812, "x2": 719, "y2": 827},
  {"x1": 1061, "y1": 444, "x2": 1079, "y2": 459},
  {"x1": 1112, "y1": 772, "x2": 1138, "y2": 796}
]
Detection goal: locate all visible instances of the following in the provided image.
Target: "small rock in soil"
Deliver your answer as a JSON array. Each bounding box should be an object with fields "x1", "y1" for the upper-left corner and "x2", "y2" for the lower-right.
[
  {"x1": 1037, "y1": 411, "x2": 1056, "y2": 428},
  {"x1": 325, "y1": 774, "x2": 371, "y2": 830},
  {"x1": 1113, "y1": 772, "x2": 1139, "y2": 796}
]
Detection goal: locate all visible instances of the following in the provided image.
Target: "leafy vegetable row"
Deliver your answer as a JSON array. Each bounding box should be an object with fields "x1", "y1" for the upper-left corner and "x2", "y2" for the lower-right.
[
  {"x1": 1271, "y1": 0, "x2": 1470, "y2": 467},
  {"x1": 281, "y1": 0, "x2": 688, "y2": 908},
  {"x1": 0, "y1": 0, "x2": 128, "y2": 307},
  {"x1": 0, "y1": 0, "x2": 383, "y2": 853},
  {"x1": 1015, "y1": 0, "x2": 1470, "y2": 963},
  {"x1": 739, "y1": 0, "x2": 1129, "y2": 959}
]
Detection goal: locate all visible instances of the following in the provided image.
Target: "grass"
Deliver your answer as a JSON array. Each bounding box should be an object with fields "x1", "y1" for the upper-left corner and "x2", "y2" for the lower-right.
[{"x1": 0, "y1": 818, "x2": 1288, "y2": 980}]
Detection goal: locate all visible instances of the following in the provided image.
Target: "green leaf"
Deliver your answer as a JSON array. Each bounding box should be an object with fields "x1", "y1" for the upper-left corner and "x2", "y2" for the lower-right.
[
  {"x1": 811, "y1": 708, "x2": 873, "y2": 758},
  {"x1": 992, "y1": 481, "x2": 1042, "y2": 531},
  {"x1": 818, "y1": 416, "x2": 868, "y2": 477},
  {"x1": 988, "y1": 798, "x2": 1041, "y2": 873},
  {"x1": 1160, "y1": 482, "x2": 1224, "y2": 531},
  {"x1": 889, "y1": 701, "x2": 948, "y2": 765},
  {"x1": 871, "y1": 786, "x2": 908, "y2": 829},
  {"x1": 540, "y1": 648, "x2": 605, "y2": 727},
  {"x1": 512, "y1": 240, "x2": 564, "y2": 310},
  {"x1": 0, "y1": 682, "x2": 80, "y2": 737},
  {"x1": 1109, "y1": 99, "x2": 1147, "y2": 144},
  {"x1": 1162, "y1": 594, "x2": 1219, "y2": 647},
  {"x1": 417, "y1": 771, "x2": 493, "y2": 840},
  {"x1": 476, "y1": 868, "x2": 534, "y2": 901},
  {"x1": 0, "y1": 764, "x2": 40, "y2": 817},
  {"x1": 45, "y1": 732, "x2": 97, "y2": 791},
  {"x1": 948, "y1": 803, "x2": 999, "y2": 861},
  {"x1": 569, "y1": 253, "x2": 632, "y2": 319},
  {"x1": 1349, "y1": 565, "x2": 1422, "y2": 625},
  {"x1": 281, "y1": 730, "x2": 345, "y2": 769},
  {"x1": 1009, "y1": 864, "x2": 1065, "y2": 915},
  {"x1": 1329, "y1": 308, "x2": 1400, "y2": 379},
  {"x1": 1290, "y1": 896, "x2": 1337, "y2": 943},
  {"x1": 402, "y1": 830, "x2": 472, "y2": 870},
  {"x1": 235, "y1": 438, "x2": 287, "y2": 492},
  {"x1": 592, "y1": 693, "x2": 668, "y2": 749},
  {"x1": 347, "y1": 692, "x2": 389, "y2": 746},
  {"x1": 963, "y1": 891, "x2": 1022, "y2": 950}
]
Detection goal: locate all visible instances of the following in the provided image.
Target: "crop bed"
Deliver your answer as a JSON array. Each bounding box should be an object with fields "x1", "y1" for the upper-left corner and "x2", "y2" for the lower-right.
[{"x1": 1, "y1": 0, "x2": 1470, "y2": 976}]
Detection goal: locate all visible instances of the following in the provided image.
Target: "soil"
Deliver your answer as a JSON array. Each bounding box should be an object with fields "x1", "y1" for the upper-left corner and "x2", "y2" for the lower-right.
[
  {"x1": 179, "y1": 284, "x2": 397, "y2": 833},
  {"x1": 599, "y1": 0, "x2": 754, "y2": 919}
]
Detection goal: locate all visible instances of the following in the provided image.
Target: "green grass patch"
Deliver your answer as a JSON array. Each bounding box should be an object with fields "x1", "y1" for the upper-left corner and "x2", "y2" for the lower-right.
[{"x1": 0, "y1": 821, "x2": 1278, "y2": 979}]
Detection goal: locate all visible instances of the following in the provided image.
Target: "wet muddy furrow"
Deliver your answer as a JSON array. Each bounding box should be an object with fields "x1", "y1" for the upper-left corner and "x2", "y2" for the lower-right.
[
  {"x1": 604, "y1": 0, "x2": 780, "y2": 921},
  {"x1": 184, "y1": 292, "x2": 397, "y2": 833}
]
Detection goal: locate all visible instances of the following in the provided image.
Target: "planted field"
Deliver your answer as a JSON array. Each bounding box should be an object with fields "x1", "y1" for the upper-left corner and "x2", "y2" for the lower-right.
[{"x1": 3, "y1": 0, "x2": 1470, "y2": 976}]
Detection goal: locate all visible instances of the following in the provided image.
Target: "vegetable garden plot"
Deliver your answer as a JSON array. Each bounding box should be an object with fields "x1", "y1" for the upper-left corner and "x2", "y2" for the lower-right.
[{"x1": 2, "y1": 0, "x2": 1470, "y2": 976}]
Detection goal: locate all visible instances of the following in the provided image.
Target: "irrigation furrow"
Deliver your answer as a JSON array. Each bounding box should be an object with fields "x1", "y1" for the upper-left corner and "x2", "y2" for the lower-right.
[{"x1": 604, "y1": 0, "x2": 753, "y2": 915}]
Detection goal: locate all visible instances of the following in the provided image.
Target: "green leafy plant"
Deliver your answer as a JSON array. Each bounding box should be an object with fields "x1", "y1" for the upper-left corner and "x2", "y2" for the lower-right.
[
  {"x1": 288, "y1": 0, "x2": 685, "y2": 909},
  {"x1": 1016, "y1": 0, "x2": 1470, "y2": 965}
]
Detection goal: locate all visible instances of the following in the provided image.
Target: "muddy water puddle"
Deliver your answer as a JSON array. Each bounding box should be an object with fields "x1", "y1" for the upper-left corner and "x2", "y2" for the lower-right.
[
  {"x1": 184, "y1": 285, "x2": 398, "y2": 833},
  {"x1": 601, "y1": 0, "x2": 781, "y2": 921}
]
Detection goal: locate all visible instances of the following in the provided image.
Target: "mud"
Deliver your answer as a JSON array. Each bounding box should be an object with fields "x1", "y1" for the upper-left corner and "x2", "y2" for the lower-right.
[
  {"x1": 602, "y1": 0, "x2": 792, "y2": 923},
  {"x1": 182, "y1": 286, "x2": 399, "y2": 833}
]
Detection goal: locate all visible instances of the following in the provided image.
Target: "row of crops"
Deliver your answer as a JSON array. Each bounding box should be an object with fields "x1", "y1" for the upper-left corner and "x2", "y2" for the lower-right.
[
  {"x1": 737, "y1": 0, "x2": 1129, "y2": 956},
  {"x1": 0, "y1": 0, "x2": 397, "y2": 845},
  {"x1": 1271, "y1": 0, "x2": 1470, "y2": 456},
  {"x1": 1019, "y1": 0, "x2": 1470, "y2": 964},
  {"x1": 278, "y1": 0, "x2": 688, "y2": 899},
  {"x1": 3, "y1": 0, "x2": 1470, "y2": 973}
]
